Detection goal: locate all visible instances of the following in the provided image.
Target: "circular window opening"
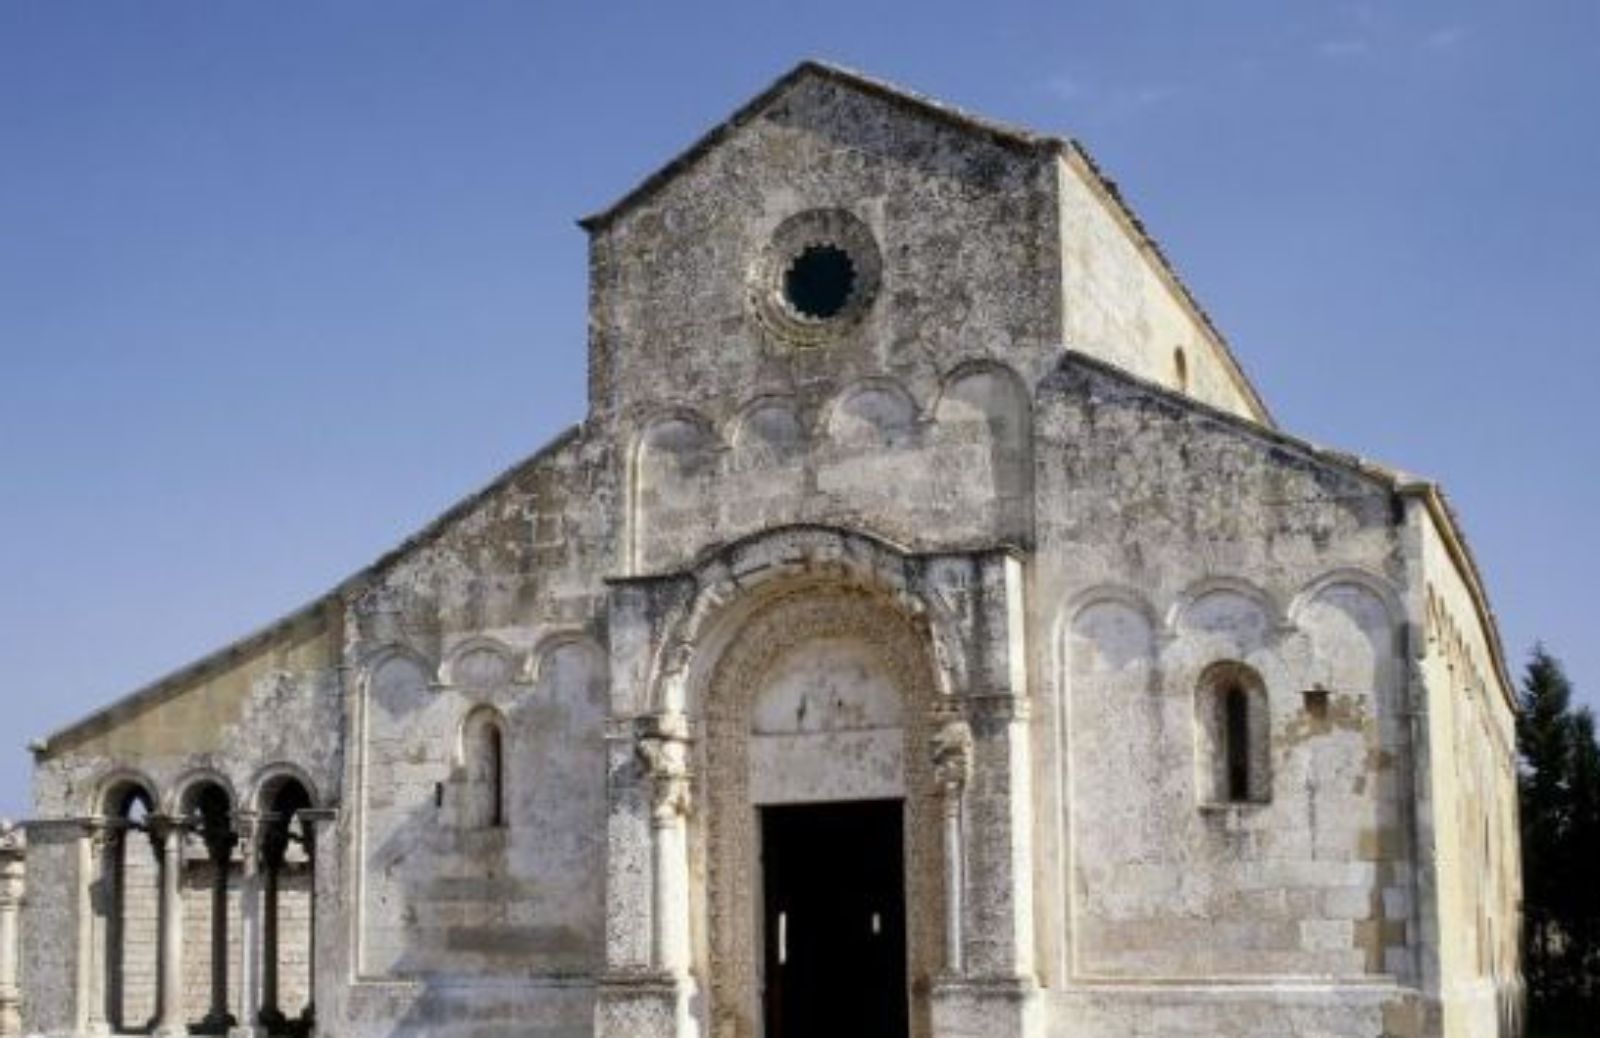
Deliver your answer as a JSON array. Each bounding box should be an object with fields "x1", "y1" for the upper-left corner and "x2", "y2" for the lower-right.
[{"x1": 783, "y1": 244, "x2": 856, "y2": 320}]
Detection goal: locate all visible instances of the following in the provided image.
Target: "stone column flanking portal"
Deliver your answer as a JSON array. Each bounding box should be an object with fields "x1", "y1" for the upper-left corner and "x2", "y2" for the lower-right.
[
  {"x1": 0, "y1": 822, "x2": 25, "y2": 1037},
  {"x1": 930, "y1": 713, "x2": 973, "y2": 976},
  {"x1": 638, "y1": 713, "x2": 693, "y2": 977},
  {"x1": 148, "y1": 815, "x2": 187, "y2": 1038},
  {"x1": 594, "y1": 714, "x2": 699, "y2": 1038},
  {"x1": 923, "y1": 551, "x2": 1042, "y2": 1038}
]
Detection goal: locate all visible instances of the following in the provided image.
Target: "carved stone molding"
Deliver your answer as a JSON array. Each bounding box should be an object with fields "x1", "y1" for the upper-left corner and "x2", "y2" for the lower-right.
[
  {"x1": 636, "y1": 714, "x2": 693, "y2": 823},
  {"x1": 0, "y1": 823, "x2": 23, "y2": 859},
  {"x1": 930, "y1": 715, "x2": 975, "y2": 800},
  {"x1": 963, "y1": 691, "x2": 1030, "y2": 728}
]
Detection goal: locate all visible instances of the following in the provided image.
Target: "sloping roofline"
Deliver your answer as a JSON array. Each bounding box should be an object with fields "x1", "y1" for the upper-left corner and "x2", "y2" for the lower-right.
[
  {"x1": 578, "y1": 59, "x2": 1273, "y2": 426},
  {"x1": 35, "y1": 426, "x2": 584, "y2": 757},
  {"x1": 1055, "y1": 350, "x2": 1516, "y2": 712},
  {"x1": 577, "y1": 59, "x2": 1066, "y2": 232}
]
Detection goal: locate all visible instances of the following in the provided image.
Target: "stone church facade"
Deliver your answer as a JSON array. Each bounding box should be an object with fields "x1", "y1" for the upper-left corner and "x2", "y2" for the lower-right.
[{"x1": 2, "y1": 62, "x2": 1521, "y2": 1038}]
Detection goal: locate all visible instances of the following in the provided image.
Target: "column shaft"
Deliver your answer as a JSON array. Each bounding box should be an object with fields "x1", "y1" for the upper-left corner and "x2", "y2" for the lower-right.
[
  {"x1": 0, "y1": 824, "x2": 24, "y2": 1038},
  {"x1": 941, "y1": 796, "x2": 965, "y2": 975},
  {"x1": 81, "y1": 821, "x2": 111, "y2": 1034},
  {"x1": 152, "y1": 819, "x2": 187, "y2": 1037},
  {"x1": 232, "y1": 833, "x2": 260, "y2": 1038}
]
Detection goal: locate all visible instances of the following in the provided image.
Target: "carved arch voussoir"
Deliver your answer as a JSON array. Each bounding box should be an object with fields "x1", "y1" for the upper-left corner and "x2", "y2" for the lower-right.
[
  {"x1": 89, "y1": 767, "x2": 162, "y2": 818},
  {"x1": 639, "y1": 525, "x2": 971, "y2": 714},
  {"x1": 247, "y1": 761, "x2": 322, "y2": 814},
  {"x1": 167, "y1": 767, "x2": 240, "y2": 817}
]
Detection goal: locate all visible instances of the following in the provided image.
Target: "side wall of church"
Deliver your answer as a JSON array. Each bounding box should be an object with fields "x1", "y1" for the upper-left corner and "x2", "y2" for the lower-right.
[
  {"x1": 1411, "y1": 503, "x2": 1521, "y2": 1038},
  {"x1": 1030, "y1": 357, "x2": 1424, "y2": 1035},
  {"x1": 331, "y1": 428, "x2": 618, "y2": 1038}
]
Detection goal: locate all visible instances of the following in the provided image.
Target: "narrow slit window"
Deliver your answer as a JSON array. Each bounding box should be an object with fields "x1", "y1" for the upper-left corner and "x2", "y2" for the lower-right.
[
  {"x1": 1225, "y1": 685, "x2": 1250, "y2": 801},
  {"x1": 1197, "y1": 661, "x2": 1271, "y2": 806},
  {"x1": 462, "y1": 708, "x2": 509, "y2": 830},
  {"x1": 488, "y1": 723, "x2": 505, "y2": 829}
]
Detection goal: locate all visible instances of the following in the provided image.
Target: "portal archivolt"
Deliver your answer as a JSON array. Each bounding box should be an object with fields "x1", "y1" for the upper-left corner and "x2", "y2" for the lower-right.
[{"x1": 693, "y1": 583, "x2": 946, "y2": 1038}]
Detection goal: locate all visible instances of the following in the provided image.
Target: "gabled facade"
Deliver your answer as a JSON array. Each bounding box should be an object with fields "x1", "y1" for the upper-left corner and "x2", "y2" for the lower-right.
[{"x1": 4, "y1": 62, "x2": 1520, "y2": 1038}]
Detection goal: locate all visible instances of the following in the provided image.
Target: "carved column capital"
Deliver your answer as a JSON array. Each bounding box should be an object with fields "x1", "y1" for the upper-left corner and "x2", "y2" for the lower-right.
[
  {"x1": 77, "y1": 816, "x2": 115, "y2": 854},
  {"x1": 0, "y1": 826, "x2": 23, "y2": 909},
  {"x1": 636, "y1": 714, "x2": 693, "y2": 823},
  {"x1": 0, "y1": 822, "x2": 23, "y2": 859},
  {"x1": 931, "y1": 713, "x2": 975, "y2": 801},
  {"x1": 145, "y1": 813, "x2": 183, "y2": 853}
]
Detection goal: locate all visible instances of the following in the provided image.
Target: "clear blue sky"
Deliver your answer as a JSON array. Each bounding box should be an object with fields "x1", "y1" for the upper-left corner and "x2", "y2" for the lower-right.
[{"x1": 2, "y1": 2, "x2": 1595, "y2": 818}]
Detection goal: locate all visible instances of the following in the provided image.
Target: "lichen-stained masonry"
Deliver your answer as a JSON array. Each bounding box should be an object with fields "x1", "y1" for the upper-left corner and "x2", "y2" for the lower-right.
[{"x1": 6, "y1": 61, "x2": 1520, "y2": 1038}]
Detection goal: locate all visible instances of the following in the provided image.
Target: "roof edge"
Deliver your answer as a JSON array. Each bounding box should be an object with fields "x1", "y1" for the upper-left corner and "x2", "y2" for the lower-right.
[
  {"x1": 35, "y1": 423, "x2": 587, "y2": 758},
  {"x1": 579, "y1": 59, "x2": 1066, "y2": 233},
  {"x1": 1061, "y1": 142, "x2": 1276, "y2": 428},
  {"x1": 1053, "y1": 349, "x2": 1403, "y2": 491},
  {"x1": 1055, "y1": 349, "x2": 1513, "y2": 713},
  {"x1": 1400, "y1": 481, "x2": 1518, "y2": 713}
]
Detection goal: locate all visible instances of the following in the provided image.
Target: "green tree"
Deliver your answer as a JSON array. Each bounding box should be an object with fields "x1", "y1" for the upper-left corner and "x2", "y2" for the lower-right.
[{"x1": 1517, "y1": 645, "x2": 1600, "y2": 1026}]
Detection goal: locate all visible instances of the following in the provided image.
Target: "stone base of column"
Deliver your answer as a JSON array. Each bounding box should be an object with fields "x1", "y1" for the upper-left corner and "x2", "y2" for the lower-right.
[
  {"x1": 0, "y1": 997, "x2": 18, "y2": 1038},
  {"x1": 594, "y1": 972, "x2": 699, "y2": 1038},
  {"x1": 930, "y1": 974, "x2": 1042, "y2": 1038},
  {"x1": 227, "y1": 1026, "x2": 262, "y2": 1038}
]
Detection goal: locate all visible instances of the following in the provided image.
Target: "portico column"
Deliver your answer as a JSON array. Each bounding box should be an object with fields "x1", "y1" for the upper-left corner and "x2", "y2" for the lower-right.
[
  {"x1": 200, "y1": 822, "x2": 236, "y2": 1034},
  {"x1": 930, "y1": 713, "x2": 974, "y2": 976},
  {"x1": 0, "y1": 822, "x2": 26, "y2": 1037},
  {"x1": 80, "y1": 819, "x2": 111, "y2": 1035},
  {"x1": 149, "y1": 815, "x2": 187, "y2": 1038},
  {"x1": 230, "y1": 813, "x2": 261, "y2": 1038}
]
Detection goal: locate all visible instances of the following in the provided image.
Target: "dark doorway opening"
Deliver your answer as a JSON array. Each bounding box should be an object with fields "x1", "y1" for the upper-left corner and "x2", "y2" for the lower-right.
[{"x1": 761, "y1": 799, "x2": 908, "y2": 1038}]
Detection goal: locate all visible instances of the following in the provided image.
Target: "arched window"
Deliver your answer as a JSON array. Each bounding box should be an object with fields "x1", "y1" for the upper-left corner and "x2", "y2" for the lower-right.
[
  {"x1": 1196, "y1": 662, "x2": 1270, "y2": 805},
  {"x1": 177, "y1": 781, "x2": 236, "y2": 1033},
  {"x1": 101, "y1": 782, "x2": 157, "y2": 1033},
  {"x1": 462, "y1": 708, "x2": 508, "y2": 830},
  {"x1": 258, "y1": 776, "x2": 314, "y2": 1037}
]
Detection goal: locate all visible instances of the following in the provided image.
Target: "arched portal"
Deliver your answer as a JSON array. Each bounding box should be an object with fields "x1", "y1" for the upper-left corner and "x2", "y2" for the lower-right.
[{"x1": 691, "y1": 581, "x2": 946, "y2": 1038}]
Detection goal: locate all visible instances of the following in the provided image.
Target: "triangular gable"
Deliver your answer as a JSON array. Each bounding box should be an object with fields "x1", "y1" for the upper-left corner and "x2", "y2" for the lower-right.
[{"x1": 578, "y1": 59, "x2": 1065, "y2": 233}]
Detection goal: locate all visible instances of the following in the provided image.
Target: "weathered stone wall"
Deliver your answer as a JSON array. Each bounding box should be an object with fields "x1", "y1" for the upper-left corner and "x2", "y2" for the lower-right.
[
  {"x1": 16, "y1": 823, "x2": 79, "y2": 1036},
  {"x1": 590, "y1": 73, "x2": 1062, "y2": 578},
  {"x1": 1030, "y1": 355, "x2": 1421, "y2": 1031},
  {"x1": 588, "y1": 73, "x2": 1064, "y2": 438},
  {"x1": 1412, "y1": 502, "x2": 1522, "y2": 1038},
  {"x1": 332, "y1": 428, "x2": 616, "y2": 1036}
]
